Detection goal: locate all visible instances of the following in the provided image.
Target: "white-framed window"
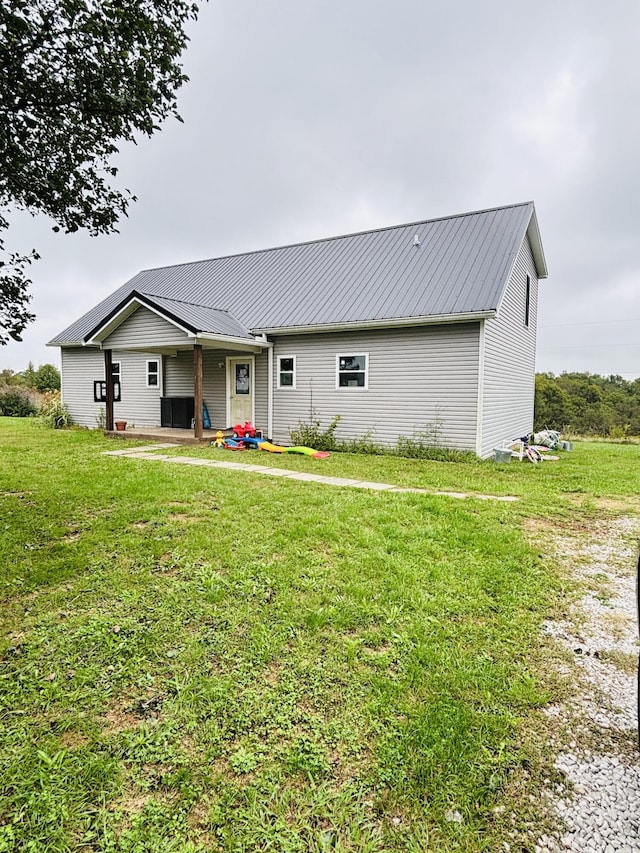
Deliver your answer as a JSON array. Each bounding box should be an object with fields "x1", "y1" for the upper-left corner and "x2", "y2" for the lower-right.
[
  {"x1": 111, "y1": 361, "x2": 121, "y2": 379},
  {"x1": 336, "y1": 353, "x2": 368, "y2": 389},
  {"x1": 277, "y1": 355, "x2": 296, "y2": 389},
  {"x1": 146, "y1": 359, "x2": 160, "y2": 388}
]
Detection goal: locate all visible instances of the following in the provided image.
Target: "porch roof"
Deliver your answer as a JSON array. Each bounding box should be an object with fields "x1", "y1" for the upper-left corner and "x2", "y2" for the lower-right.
[{"x1": 85, "y1": 291, "x2": 267, "y2": 352}]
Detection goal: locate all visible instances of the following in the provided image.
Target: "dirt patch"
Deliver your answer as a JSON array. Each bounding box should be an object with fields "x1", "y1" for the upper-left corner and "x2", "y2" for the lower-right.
[
  {"x1": 101, "y1": 707, "x2": 143, "y2": 734},
  {"x1": 167, "y1": 513, "x2": 199, "y2": 524},
  {"x1": 59, "y1": 730, "x2": 90, "y2": 749}
]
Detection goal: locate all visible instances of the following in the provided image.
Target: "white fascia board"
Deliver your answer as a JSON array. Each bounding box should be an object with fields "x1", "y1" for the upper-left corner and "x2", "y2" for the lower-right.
[
  {"x1": 256, "y1": 311, "x2": 495, "y2": 337},
  {"x1": 526, "y1": 207, "x2": 548, "y2": 279},
  {"x1": 194, "y1": 333, "x2": 270, "y2": 351}
]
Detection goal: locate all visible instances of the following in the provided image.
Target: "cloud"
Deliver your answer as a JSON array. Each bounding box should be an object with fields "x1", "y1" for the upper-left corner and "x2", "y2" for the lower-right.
[{"x1": 2, "y1": 0, "x2": 639, "y2": 378}]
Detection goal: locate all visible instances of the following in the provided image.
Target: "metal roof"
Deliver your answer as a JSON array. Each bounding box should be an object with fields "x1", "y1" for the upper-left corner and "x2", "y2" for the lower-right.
[
  {"x1": 49, "y1": 201, "x2": 547, "y2": 345},
  {"x1": 134, "y1": 293, "x2": 254, "y2": 340}
]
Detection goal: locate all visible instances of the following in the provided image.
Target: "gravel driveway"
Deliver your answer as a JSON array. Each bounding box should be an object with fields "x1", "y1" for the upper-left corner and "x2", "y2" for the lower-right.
[{"x1": 534, "y1": 515, "x2": 639, "y2": 853}]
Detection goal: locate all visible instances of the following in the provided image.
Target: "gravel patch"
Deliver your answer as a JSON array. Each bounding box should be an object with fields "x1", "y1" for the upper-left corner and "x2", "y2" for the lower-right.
[{"x1": 535, "y1": 516, "x2": 640, "y2": 852}]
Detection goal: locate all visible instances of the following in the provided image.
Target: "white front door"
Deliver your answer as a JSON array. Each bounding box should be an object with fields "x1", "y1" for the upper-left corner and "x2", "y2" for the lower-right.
[{"x1": 227, "y1": 356, "x2": 254, "y2": 427}]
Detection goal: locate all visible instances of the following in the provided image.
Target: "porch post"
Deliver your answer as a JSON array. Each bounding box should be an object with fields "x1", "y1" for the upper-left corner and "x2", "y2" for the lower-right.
[
  {"x1": 193, "y1": 344, "x2": 203, "y2": 439},
  {"x1": 104, "y1": 349, "x2": 114, "y2": 432}
]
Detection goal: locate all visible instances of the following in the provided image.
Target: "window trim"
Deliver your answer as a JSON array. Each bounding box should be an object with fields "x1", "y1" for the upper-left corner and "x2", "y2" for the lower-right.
[
  {"x1": 111, "y1": 361, "x2": 121, "y2": 378},
  {"x1": 525, "y1": 274, "x2": 531, "y2": 328},
  {"x1": 335, "y1": 352, "x2": 369, "y2": 390},
  {"x1": 277, "y1": 355, "x2": 296, "y2": 390},
  {"x1": 146, "y1": 358, "x2": 161, "y2": 390}
]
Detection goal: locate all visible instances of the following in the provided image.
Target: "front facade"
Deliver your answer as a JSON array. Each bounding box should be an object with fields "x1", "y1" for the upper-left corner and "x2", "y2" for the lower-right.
[{"x1": 51, "y1": 202, "x2": 548, "y2": 456}]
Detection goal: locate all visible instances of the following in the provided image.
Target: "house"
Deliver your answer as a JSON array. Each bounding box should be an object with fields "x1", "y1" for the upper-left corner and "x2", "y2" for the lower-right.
[{"x1": 48, "y1": 201, "x2": 548, "y2": 457}]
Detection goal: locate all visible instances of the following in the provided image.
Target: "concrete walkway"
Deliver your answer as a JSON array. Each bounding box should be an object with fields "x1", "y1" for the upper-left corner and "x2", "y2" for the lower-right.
[{"x1": 104, "y1": 443, "x2": 518, "y2": 502}]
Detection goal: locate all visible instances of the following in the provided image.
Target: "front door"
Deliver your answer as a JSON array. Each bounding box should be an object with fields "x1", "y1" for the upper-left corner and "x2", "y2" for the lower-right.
[{"x1": 228, "y1": 357, "x2": 254, "y2": 427}]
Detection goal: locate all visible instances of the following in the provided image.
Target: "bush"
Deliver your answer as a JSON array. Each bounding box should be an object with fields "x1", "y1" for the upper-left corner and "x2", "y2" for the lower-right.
[
  {"x1": 395, "y1": 435, "x2": 477, "y2": 462},
  {"x1": 338, "y1": 429, "x2": 386, "y2": 455},
  {"x1": 0, "y1": 388, "x2": 38, "y2": 417},
  {"x1": 290, "y1": 414, "x2": 341, "y2": 451},
  {"x1": 39, "y1": 391, "x2": 73, "y2": 428},
  {"x1": 396, "y1": 418, "x2": 477, "y2": 463}
]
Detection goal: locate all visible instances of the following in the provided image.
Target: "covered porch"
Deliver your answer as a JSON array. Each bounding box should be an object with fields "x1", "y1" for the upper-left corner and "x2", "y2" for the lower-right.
[{"x1": 87, "y1": 291, "x2": 274, "y2": 440}]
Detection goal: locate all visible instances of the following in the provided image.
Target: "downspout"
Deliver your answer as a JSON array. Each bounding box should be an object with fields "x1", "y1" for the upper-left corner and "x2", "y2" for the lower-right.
[
  {"x1": 475, "y1": 320, "x2": 485, "y2": 457},
  {"x1": 267, "y1": 342, "x2": 274, "y2": 440}
]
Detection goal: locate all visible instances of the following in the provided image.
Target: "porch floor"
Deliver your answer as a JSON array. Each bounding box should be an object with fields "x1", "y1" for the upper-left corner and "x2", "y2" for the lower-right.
[{"x1": 105, "y1": 426, "x2": 230, "y2": 445}]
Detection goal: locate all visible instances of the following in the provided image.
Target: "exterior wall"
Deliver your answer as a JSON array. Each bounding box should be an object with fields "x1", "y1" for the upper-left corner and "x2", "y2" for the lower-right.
[
  {"x1": 61, "y1": 347, "x2": 163, "y2": 427},
  {"x1": 480, "y1": 237, "x2": 539, "y2": 457},
  {"x1": 270, "y1": 324, "x2": 481, "y2": 449},
  {"x1": 102, "y1": 306, "x2": 192, "y2": 349}
]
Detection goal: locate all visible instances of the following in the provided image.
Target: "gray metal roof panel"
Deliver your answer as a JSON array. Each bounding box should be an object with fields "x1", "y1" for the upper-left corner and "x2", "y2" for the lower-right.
[
  {"x1": 136, "y1": 293, "x2": 253, "y2": 339},
  {"x1": 49, "y1": 202, "x2": 541, "y2": 345}
]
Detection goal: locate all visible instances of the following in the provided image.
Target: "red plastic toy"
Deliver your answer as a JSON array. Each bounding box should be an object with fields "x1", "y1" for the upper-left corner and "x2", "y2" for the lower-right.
[{"x1": 232, "y1": 421, "x2": 256, "y2": 438}]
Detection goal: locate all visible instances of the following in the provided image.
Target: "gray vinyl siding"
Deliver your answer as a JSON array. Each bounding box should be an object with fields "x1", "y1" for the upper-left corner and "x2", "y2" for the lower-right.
[
  {"x1": 254, "y1": 352, "x2": 269, "y2": 433},
  {"x1": 61, "y1": 347, "x2": 163, "y2": 427},
  {"x1": 270, "y1": 325, "x2": 480, "y2": 448},
  {"x1": 480, "y1": 237, "x2": 538, "y2": 457},
  {"x1": 103, "y1": 305, "x2": 192, "y2": 349},
  {"x1": 61, "y1": 347, "x2": 107, "y2": 428}
]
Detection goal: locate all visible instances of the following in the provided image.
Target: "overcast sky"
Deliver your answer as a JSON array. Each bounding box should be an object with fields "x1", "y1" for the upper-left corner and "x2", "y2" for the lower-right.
[{"x1": 2, "y1": 0, "x2": 639, "y2": 378}]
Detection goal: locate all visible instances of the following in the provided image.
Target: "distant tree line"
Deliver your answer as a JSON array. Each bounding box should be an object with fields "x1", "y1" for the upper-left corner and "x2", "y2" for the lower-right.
[
  {"x1": 1, "y1": 361, "x2": 60, "y2": 392},
  {"x1": 0, "y1": 361, "x2": 61, "y2": 417},
  {"x1": 535, "y1": 372, "x2": 640, "y2": 436}
]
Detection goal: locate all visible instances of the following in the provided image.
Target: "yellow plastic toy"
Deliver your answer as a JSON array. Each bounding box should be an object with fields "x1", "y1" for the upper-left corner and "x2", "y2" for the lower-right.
[{"x1": 213, "y1": 430, "x2": 225, "y2": 448}]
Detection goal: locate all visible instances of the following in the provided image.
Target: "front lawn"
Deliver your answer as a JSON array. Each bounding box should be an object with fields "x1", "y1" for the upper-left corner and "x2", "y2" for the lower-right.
[{"x1": 0, "y1": 419, "x2": 637, "y2": 851}]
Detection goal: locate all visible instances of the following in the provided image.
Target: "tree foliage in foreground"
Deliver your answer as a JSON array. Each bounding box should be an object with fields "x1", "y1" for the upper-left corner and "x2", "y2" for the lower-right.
[
  {"x1": 535, "y1": 372, "x2": 640, "y2": 436},
  {"x1": 0, "y1": 0, "x2": 201, "y2": 344}
]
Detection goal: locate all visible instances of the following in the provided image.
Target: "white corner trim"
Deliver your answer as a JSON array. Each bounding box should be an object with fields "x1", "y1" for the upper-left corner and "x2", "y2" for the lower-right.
[
  {"x1": 267, "y1": 346, "x2": 274, "y2": 439},
  {"x1": 476, "y1": 320, "x2": 486, "y2": 457}
]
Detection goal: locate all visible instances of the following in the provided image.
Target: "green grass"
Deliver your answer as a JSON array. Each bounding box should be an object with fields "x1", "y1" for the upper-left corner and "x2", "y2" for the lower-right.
[{"x1": 0, "y1": 418, "x2": 637, "y2": 851}]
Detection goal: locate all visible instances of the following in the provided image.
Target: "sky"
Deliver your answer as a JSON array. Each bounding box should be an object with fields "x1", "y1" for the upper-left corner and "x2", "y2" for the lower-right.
[{"x1": 2, "y1": 0, "x2": 640, "y2": 378}]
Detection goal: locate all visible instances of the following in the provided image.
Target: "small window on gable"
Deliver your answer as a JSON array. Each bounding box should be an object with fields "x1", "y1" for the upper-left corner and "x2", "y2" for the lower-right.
[
  {"x1": 337, "y1": 354, "x2": 368, "y2": 389},
  {"x1": 278, "y1": 356, "x2": 296, "y2": 389},
  {"x1": 525, "y1": 275, "x2": 531, "y2": 327},
  {"x1": 146, "y1": 359, "x2": 160, "y2": 388}
]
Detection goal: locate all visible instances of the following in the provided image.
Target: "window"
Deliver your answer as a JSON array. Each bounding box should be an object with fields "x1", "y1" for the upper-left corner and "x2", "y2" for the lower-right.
[
  {"x1": 277, "y1": 356, "x2": 296, "y2": 389},
  {"x1": 146, "y1": 359, "x2": 160, "y2": 388},
  {"x1": 337, "y1": 354, "x2": 368, "y2": 389},
  {"x1": 525, "y1": 275, "x2": 531, "y2": 327},
  {"x1": 111, "y1": 361, "x2": 121, "y2": 400}
]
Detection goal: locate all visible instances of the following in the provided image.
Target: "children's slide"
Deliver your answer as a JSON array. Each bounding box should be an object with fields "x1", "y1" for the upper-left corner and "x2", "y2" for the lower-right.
[
  {"x1": 232, "y1": 436, "x2": 329, "y2": 458},
  {"x1": 286, "y1": 446, "x2": 330, "y2": 459},
  {"x1": 256, "y1": 440, "x2": 287, "y2": 454}
]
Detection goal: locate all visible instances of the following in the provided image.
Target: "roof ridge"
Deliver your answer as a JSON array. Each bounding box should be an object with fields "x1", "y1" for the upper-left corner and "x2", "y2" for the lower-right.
[{"x1": 136, "y1": 201, "x2": 534, "y2": 274}]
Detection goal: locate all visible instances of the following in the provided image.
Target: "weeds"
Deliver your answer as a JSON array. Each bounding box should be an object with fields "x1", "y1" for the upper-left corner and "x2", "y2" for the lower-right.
[
  {"x1": 39, "y1": 391, "x2": 73, "y2": 429},
  {"x1": 290, "y1": 413, "x2": 341, "y2": 450}
]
